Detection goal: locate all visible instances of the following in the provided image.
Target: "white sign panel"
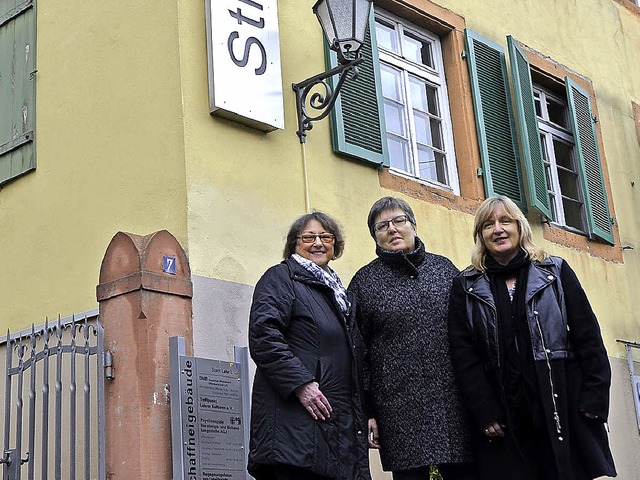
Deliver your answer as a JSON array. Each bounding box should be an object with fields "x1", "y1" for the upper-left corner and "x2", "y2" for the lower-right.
[{"x1": 205, "y1": 0, "x2": 285, "y2": 132}]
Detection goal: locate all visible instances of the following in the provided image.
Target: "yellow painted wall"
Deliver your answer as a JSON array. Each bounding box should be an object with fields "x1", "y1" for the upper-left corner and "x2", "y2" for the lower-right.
[
  {"x1": 0, "y1": 0, "x2": 189, "y2": 328},
  {"x1": 177, "y1": 0, "x2": 639, "y2": 355},
  {"x1": 0, "y1": 0, "x2": 638, "y2": 476},
  {"x1": 0, "y1": 0, "x2": 635, "y2": 362},
  {"x1": 2, "y1": 0, "x2": 635, "y2": 340}
]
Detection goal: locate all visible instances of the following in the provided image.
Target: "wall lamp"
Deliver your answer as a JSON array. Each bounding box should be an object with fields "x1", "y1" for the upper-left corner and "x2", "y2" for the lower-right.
[{"x1": 292, "y1": 0, "x2": 373, "y2": 144}]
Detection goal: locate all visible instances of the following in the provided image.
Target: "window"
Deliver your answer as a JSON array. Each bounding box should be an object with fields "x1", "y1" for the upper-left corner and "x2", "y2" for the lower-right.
[
  {"x1": 0, "y1": 0, "x2": 36, "y2": 186},
  {"x1": 534, "y1": 85, "x2": 587, "y2": 233},
  {"x1": 326, "y1": 5, "x2": 469, "y2": 197},
  {"x1": 374, "y1": 11, "x2": 458, "y2": 191},
  {"x1": 465, "y1": 31, "x2": 615, "y2": 245}
]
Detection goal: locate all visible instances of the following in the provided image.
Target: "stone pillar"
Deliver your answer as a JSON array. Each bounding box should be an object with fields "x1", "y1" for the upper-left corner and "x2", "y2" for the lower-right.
[{"x1": 97, "y1": 230, "x2": 193, "y2": 480}]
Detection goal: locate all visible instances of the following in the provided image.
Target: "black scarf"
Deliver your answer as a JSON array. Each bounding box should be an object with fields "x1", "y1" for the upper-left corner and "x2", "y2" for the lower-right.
[{"x1": 485, "y1": 249, "x2": 545, "y2": 430}]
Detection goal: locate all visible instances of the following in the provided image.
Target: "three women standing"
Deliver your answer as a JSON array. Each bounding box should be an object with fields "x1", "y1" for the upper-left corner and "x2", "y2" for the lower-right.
[
  {"x1": 248, "y1": 212, "x2": 370, "y2": 480},
  {"x1": 448, "y1": 195, "x2": 616, "y2": 480}
]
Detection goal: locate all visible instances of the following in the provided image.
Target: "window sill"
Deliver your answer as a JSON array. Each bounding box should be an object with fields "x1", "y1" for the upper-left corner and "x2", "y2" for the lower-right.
[
  {"x1": 542, "y1": 221, "x2": 623, "y2": 262},
  {"x1": 378, "y1": 168, "x2": 480, "y2": 215},
  {"x1": 379, "y1": 168, "x2": 623, "y2": 263}
]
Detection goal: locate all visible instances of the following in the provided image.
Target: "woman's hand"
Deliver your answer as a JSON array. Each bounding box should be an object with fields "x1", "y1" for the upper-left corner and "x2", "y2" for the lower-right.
[
  {"x1": 483, "y1": 420, "x2": 506, "y2": 438},
  {"x1": 295, "y1": 381, "x2": 332, "y2": 421},
  {"x1": 367, "y1": 418, "x2": 381, "y2": 449}
]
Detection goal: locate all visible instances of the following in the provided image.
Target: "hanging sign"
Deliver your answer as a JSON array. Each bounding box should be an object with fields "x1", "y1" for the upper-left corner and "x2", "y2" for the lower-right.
[{"x1": 205, "y1": 0, "x2": 285, "y2": 132}]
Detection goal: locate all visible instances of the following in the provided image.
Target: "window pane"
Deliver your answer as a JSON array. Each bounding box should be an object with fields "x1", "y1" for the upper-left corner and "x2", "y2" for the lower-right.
[
  {"x1": 429, "y1": 118, "x2": 443, "y2": 149},
  {"x1": 426, "y1": 85, "x2": 439, "y2": 116},
  {"x1": 418, "y1": 148, "x2": 448, "y2": 184},
  {"x1": 409, "y1": 76, "x2": 439, "y2": 115},
  {"x1": 409, "y1": 77, "x2": 427, "y2": 111},
  {"x1": 413, "y1": 112, "x2": 430, "y2": 145},
  {"x1": 384, "y1": 100, "x2": 407, "y2": 136},
  {"x1": 375, "y1": 19, "x2": 399, "y2": 53},
  {"x1": 534, "y1": 91, "x2": 542, "y2": 118},
  {"x1": 547, "y1": 97, "x2": 568, "y2": 129},
  {"x1": 414, "y1": 114, "x2": 443, "y2": 150},
  {"x1": 403, "y1": 31, "x2": 433, "y2": 68},
  {"x1": 387, "y1": 136, "x2": 411, "y2": 172},
  {"x1": 553, "y1": 140, "x2": 573, "y2": 170},
  {"x1": 562, "y1": 198, "x2": 584, "y2": 231},
  {"x1": 549, "y1": 193, "x2": 558, "y2": 221},
  {"x1": 380, "y1": 65, "x2": 403, "y2": 101},
  {"x1": 558, "y1": 169, "x2": 580, "y2": 199}
]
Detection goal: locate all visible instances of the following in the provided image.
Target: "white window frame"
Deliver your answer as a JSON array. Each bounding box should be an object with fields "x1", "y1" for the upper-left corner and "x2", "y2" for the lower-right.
[
  {"x1": 374, "y1": 9, "x2": 460, "y2": 195},
  {"x1": 534, "y1": 85, "x2": 587, "y2": 234}
]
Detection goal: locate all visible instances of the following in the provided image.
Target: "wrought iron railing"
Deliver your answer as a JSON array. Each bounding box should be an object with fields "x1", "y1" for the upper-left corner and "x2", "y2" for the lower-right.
[{"x1": 1, "y1": 311, "x2": 105, "y2": 480}]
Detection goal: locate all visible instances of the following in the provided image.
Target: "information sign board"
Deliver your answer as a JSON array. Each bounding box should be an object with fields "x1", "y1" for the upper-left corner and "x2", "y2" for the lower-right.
[{"x1": 170, "y1": 337, "x2": 251, "y2": 480}]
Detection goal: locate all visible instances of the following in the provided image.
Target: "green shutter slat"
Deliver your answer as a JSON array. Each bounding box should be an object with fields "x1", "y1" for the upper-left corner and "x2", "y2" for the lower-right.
[
  {"x1": 565, "y1": 78, "x2": 614, "y2": 244},
  {"x1": 464, "y1": 30, "x2": 525, "y2": 208},
  {"x1": 507, "y1": 36, "x2": 552, "y2": 219},
  {"x1": 327, "y1": 7, "x2": 388, "y2": 167},
  {"x1": 0, "y1": 0, "x2": 35, "y2": 186}
]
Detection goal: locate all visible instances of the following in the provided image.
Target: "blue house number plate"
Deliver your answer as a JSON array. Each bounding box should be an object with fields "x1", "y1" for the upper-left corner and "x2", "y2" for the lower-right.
[{"x1": 163, "y1": 256, "x2": 177, "y2": 275}]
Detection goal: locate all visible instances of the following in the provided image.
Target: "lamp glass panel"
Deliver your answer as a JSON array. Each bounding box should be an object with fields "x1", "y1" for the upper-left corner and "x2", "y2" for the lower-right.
[
  {"x1": 354, "y1": 0, "x2": 372, "y2": 43},
  {"x1": 313, "y1": 0, "x2": 337, "y2": 47},
  {"x1": 331, "y1": 0, "x2": 353, "y2": 40}
]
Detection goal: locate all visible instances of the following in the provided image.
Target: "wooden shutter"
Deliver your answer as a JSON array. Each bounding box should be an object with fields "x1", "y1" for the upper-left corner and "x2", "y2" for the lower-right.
[
  {"x1": 507, "y1": 36, "x2": 552, "y2": 219},
  {"x1": 326, "y1": 8, "x2": 388, "y2": 167},
  {"x1": 0, "y1": 0, "x2": 36, "y2": 186},
  {"x1": 565, "y1": 78, "x2": 614, "y2": 244},
  {"x1": 464, "y1": 29, "x2": 525, "y2": 208}
]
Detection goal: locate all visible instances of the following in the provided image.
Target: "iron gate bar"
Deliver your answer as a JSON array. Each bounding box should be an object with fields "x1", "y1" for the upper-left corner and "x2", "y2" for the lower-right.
[{"x1": 2, "y1": 311, "x2": 104, "y2": 480}]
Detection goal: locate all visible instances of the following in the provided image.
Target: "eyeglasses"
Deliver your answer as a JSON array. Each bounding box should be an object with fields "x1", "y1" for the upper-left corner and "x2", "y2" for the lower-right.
[
  {"x1": 373, "y1": 215, "x2": 411, "y2": 232},
  {"x1": 297, "y1": 233, "x2": 335, "y2": 244}
]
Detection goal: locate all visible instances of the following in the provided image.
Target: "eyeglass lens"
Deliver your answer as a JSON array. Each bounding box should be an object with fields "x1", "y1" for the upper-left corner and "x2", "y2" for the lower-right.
[
  {"x1": 374, "y1": 215, "x2": 408, "y2": 232},
  {"x1": 299, "y1": 234, "x2": 335, "y2": 243}
]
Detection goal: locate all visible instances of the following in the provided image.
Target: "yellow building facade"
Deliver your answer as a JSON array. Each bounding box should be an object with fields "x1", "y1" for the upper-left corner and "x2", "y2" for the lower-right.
[{"x1": 1, "y1": 0, "x2": 639, "y2": 477}]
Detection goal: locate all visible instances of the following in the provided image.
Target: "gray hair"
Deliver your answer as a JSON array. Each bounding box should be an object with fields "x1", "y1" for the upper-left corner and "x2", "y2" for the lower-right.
[{"x1": 366, "y1": 197, "x2": 416, "y2": 238}]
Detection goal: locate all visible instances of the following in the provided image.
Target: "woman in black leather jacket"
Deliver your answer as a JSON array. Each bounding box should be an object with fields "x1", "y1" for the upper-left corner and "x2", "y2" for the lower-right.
[{"x1": 448, "y1": 195, "x2": 616, "y2": 480}]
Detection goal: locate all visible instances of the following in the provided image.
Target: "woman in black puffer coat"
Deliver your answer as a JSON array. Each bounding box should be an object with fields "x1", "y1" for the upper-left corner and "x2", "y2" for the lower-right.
[{"x1": 248, "y1": 212, "x2": 370, "y2": 480}]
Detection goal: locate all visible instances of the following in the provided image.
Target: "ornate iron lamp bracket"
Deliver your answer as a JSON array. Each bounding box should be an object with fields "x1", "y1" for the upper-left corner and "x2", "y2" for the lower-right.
[{"x1": 292, "y1": 53, "x2": 363, "y2": 144}]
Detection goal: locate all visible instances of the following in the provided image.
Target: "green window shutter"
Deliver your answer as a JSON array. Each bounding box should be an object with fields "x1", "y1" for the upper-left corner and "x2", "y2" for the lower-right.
[
  {"x1": 326, "y1": 8, "x2": 388, "y2": 167},
  {"x1": 507, "y1": 36, "x2": 552, "y2": 219},
  {"x1": 464, "y1": 29, "x2": 525, "y2": 208},
  {"x1": 565, "y1": 78, "x2": 614, "y2": 244},
  {"x1": 0, "y1": 0, "x2": 36, "y2": 186}
]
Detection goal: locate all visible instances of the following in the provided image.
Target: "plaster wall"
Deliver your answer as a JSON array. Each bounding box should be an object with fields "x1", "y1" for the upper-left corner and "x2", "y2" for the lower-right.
[
  {"x1": 0, "y1": 0, "x2": 189, "y2": 327},
  {"x1": 175, "y1": 0, "x2": 639, "y2": 352}
]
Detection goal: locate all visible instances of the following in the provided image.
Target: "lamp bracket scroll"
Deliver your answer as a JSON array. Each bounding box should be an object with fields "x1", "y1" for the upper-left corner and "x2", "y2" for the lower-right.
[{"x1": 292, "y1": 53, "x2": 363, "y2": 144}]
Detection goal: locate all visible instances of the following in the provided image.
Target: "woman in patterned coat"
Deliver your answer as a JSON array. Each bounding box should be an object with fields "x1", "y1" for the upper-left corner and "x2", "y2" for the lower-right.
[{"x1": 349, "y1": 197, "x2": 476, "y2": 480}]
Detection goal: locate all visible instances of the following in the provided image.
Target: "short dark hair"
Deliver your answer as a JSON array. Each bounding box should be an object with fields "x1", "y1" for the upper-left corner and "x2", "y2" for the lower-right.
[
  {"x1": 366, "y1": 197, "x2": 416, "y2": 238},
  {"x1": 283, "y1": 211, "x2": 345, "y2": 260}
]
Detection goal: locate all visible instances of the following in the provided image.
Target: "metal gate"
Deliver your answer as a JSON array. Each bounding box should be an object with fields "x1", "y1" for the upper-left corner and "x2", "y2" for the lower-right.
[{"x1": 1, "y1": 311, "x2": 105, "y2": 480}]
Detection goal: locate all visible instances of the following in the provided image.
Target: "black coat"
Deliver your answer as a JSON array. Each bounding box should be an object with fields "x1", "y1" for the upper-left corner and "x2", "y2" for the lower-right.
[
  {"x1": 448, "y1": 257, "x2": 616, "y2": 480},
  {"x1": 349, "y1": 238, "x2": 473, "y2": 471},
  {"x1": 248, "y1": 258, "x2": 370, "y2": 480}
]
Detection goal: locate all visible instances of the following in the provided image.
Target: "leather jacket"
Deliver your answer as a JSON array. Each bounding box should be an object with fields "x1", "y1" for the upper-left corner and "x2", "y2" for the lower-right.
[{"x1": 459, "y1": 256, "x2": 571, "y2": 371}]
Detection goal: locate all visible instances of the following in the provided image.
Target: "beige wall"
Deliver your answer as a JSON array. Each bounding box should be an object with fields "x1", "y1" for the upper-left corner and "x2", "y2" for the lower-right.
[
  {"x1": 0, "y1": 0, "x2": 638, "y2": 477},
  {"x1": 0, "y1": 0, "x2": 189, "y2": 328}
]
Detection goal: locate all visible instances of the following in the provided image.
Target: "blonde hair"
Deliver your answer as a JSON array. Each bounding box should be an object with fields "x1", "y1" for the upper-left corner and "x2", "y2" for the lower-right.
[{"x1": 471, "y1": 195, "x2": 547, "y2": 271}]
